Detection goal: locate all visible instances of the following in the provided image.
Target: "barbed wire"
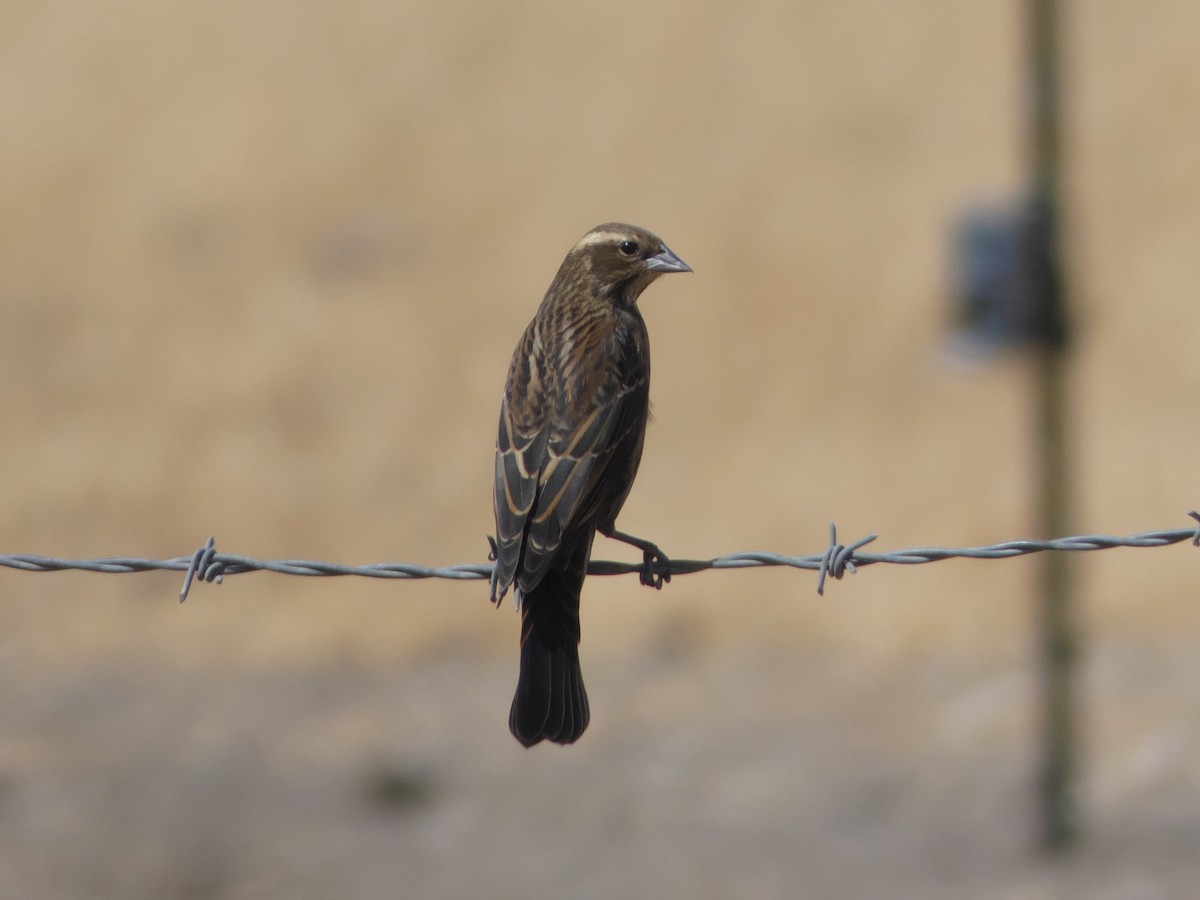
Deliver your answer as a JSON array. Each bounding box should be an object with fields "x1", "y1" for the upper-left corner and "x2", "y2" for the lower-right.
[{"x1": 1, "y1": 513, "x2": 1197, "y2": 603}]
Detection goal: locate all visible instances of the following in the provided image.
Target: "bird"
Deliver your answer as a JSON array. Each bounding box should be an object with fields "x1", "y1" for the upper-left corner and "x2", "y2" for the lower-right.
[{"x1": 490, "y1": 222, "x2": 691, "y2": 746}]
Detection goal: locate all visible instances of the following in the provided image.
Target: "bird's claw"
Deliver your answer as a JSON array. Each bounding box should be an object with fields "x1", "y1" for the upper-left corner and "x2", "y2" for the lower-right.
[
  {"x1": 602, "y1": 528, "x2": 671, "y2": 589},
  {"x1": 640, "y1": 547, "x2": 671, "y2": 590}
]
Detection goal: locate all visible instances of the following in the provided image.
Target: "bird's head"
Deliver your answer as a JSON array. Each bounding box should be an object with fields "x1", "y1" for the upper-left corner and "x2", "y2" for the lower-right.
[{"x1": 566, "y1": 223, "x2": 691, "y2": 306}]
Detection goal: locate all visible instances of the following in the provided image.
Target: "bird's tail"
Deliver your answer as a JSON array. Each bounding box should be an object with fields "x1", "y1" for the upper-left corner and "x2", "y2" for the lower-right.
[{"x1": 509, "y1": 533, "x2": 592, "y2": 746}]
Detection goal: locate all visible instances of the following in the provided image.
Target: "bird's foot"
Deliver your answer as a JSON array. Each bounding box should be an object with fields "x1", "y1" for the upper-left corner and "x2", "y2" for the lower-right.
[
  {"x1": 486, "y1": 535, "x2": 503, "y2": 606},
  {"x1": 603, "y1": 528, "x2": 671, "y2": 589},
  {"x1": 639, "y1": 546, "x2": 671, "y2": 589}
]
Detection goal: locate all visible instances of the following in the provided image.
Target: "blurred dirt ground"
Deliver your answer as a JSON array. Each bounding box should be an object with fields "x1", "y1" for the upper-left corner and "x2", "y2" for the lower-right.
[{"x1": 3, "y1": 2, "x2": 1200, "y2": 897}]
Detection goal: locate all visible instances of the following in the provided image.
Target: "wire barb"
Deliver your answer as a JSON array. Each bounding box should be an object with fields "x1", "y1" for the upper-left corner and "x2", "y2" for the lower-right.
[
  {"x1": 179, "y1": 536, "x2": 225, "y2": 603},
  {"x1": 816, "y1": 523, "x2": 878, "y2": 596}
]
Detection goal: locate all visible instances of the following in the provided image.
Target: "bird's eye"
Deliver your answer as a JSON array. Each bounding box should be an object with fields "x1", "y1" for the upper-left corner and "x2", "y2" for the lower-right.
[{"x1": 617, "y1": 240, "x2": 639, "y2": 257}]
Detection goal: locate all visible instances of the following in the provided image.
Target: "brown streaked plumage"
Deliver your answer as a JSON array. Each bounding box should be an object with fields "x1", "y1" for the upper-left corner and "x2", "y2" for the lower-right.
[{"x1": 491, "y1": 223, "x2": 691, "y2": 747}]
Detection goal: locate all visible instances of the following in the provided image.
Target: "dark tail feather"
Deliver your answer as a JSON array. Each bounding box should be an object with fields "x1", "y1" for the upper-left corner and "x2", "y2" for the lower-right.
[{"x1": 509, "y1": 534, "x2": 591, "y2": 746}]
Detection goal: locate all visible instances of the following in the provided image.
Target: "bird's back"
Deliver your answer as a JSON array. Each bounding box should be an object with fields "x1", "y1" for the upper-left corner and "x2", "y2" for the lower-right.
[{"x1": 492, "y1": 289, "x2": 650, "y2": 602}]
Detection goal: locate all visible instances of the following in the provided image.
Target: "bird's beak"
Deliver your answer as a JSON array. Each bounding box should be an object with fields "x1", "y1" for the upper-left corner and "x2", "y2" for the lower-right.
[{"x1": 645, "y1": 245, "x2": 692, "y2": 274}]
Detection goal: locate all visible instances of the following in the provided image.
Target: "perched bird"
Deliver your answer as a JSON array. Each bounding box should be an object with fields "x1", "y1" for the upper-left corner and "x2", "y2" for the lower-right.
[{"x1": 490, "y1": 223, "x2": 691, "y2": 746}]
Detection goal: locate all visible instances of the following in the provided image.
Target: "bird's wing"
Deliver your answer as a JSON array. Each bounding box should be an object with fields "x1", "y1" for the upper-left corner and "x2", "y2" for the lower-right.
[
  {"x1": 491, "y1": 392, "x2": 547, "y2": 602},
  {"x1": 492, "y1": 322, "x2": 648, "y2": 601},
  {"x1": 515, "y1": 374, "x2": 646, "y2": 592}
]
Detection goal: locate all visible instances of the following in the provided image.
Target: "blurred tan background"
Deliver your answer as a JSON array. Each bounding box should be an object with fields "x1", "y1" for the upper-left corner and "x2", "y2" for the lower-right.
[{"x1": 3, "y1": 1, "x2": 1200, "y2": 897}]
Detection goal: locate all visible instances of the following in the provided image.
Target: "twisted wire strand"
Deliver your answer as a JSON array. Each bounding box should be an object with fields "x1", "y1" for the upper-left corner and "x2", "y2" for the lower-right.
[{"x1": 2, "y1": 512, "x2": 1197, "y2": 602}]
